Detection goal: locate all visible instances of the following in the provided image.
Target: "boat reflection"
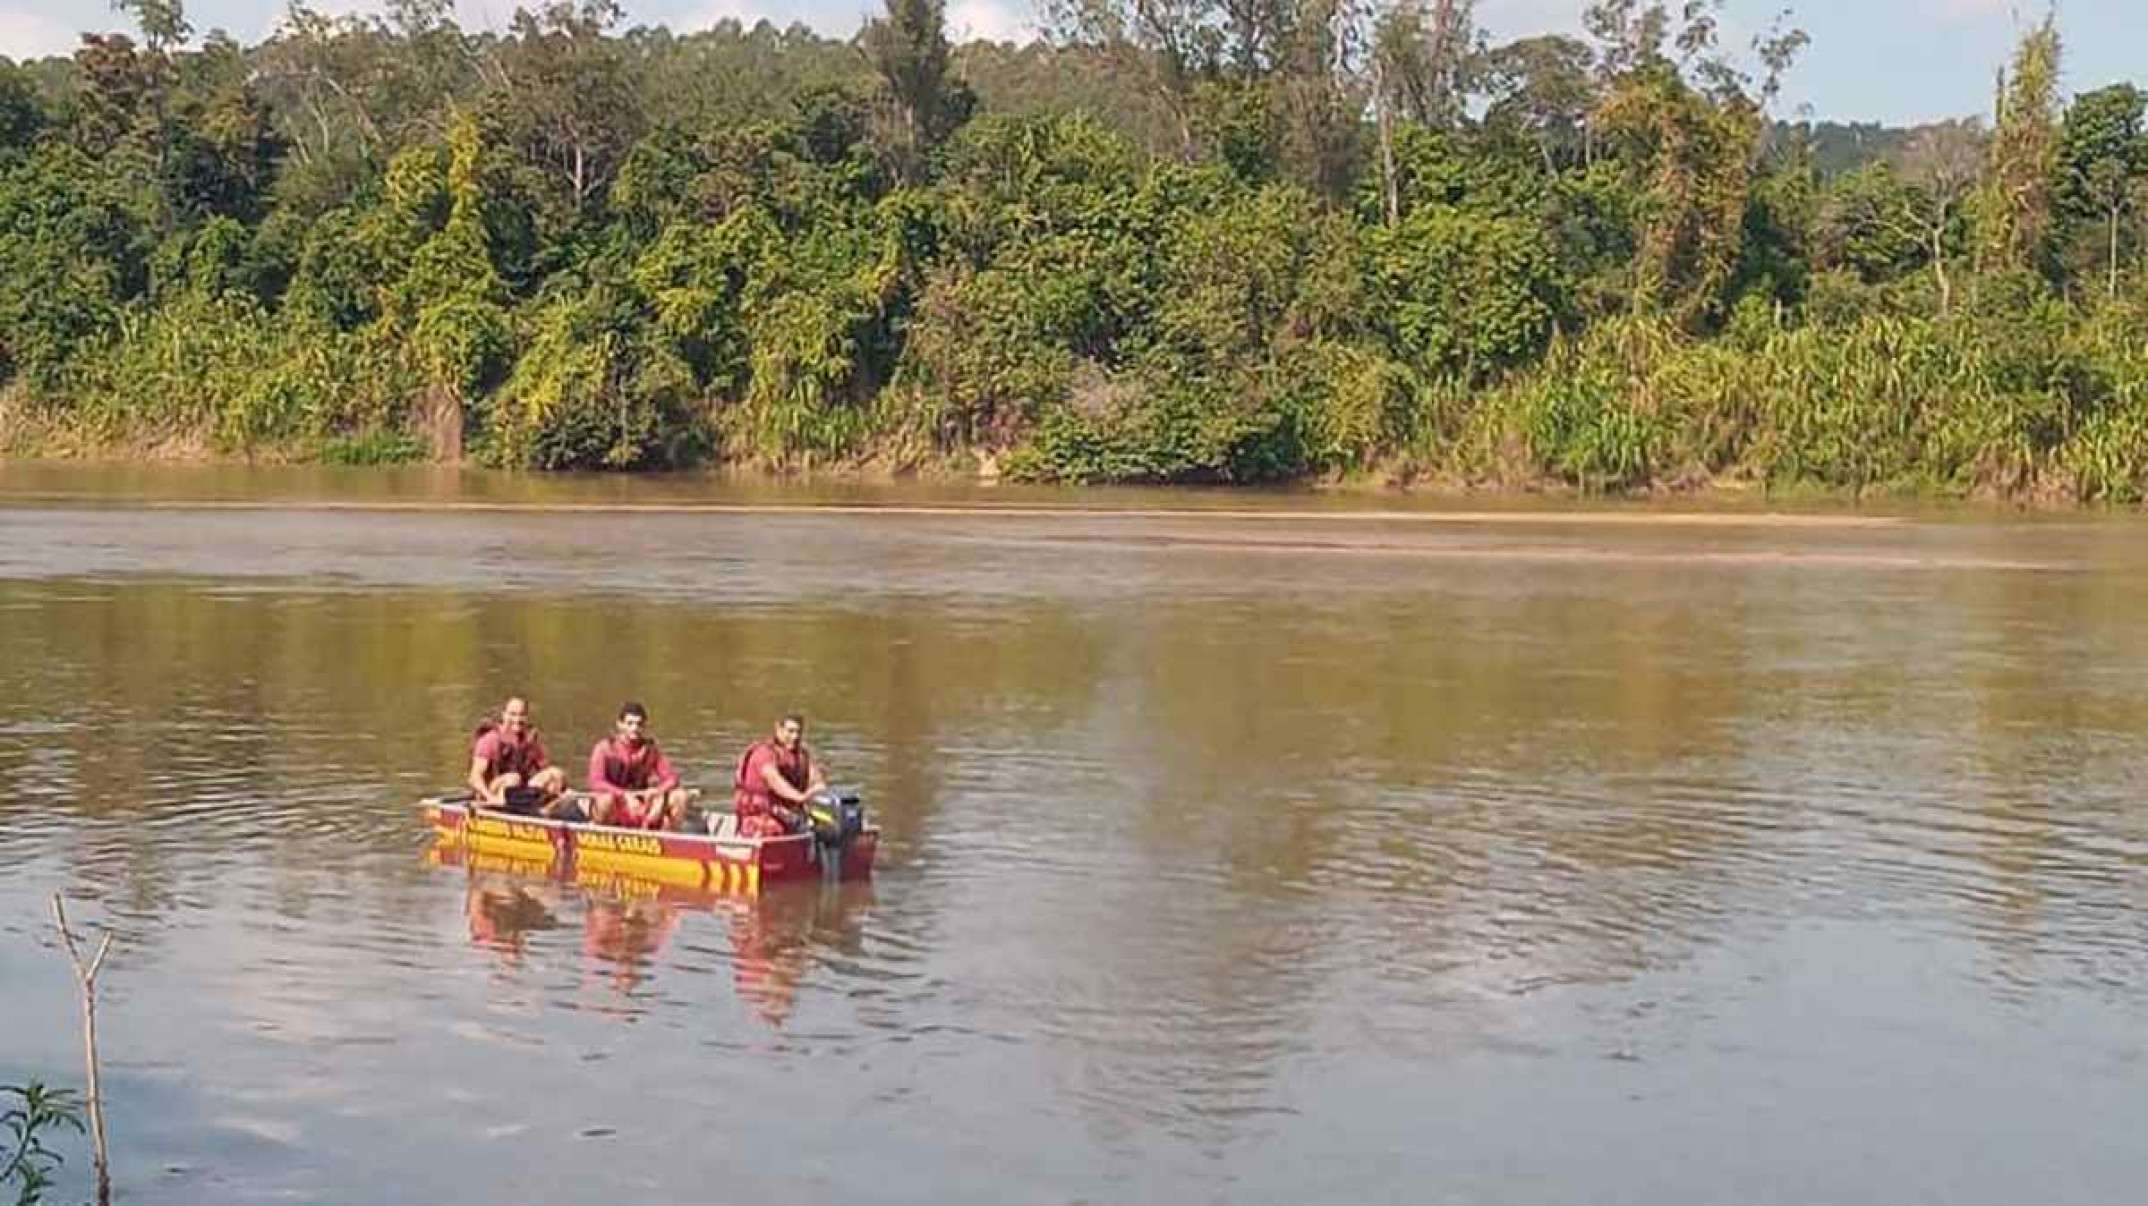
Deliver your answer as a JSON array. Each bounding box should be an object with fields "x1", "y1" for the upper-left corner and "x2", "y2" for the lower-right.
[
  {"x1": 465, "y1": 872, "x2": 565, "y2": 964},
  {"x1": 428, "y1": 841, "x2": 874, "y2": 1024},
  {"x1": 723, "y1": 875, "x2": 875, "y2": 1028}
]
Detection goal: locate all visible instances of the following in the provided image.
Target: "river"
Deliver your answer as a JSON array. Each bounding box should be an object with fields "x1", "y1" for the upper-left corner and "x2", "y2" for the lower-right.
[{"x1": 1, "y1": 464, "x2": 2143, "y2": 1204}]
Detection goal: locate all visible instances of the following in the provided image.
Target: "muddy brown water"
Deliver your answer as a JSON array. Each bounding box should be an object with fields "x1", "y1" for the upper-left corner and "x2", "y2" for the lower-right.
[{"x1": 1, "y1": 464, "x2": 2144, "y2": 1204}]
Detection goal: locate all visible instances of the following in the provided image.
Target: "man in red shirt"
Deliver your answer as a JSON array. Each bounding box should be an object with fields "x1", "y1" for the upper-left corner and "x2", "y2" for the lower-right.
[
  {"x1": 467, "y1": 696, "x2": 568, "y2": 814},
  {"x1": 732, "y1": 713, "x2": 827, "y2": 838},
  {"x1": 587, "y1": 701, "x2": 688, "y2": 830}
]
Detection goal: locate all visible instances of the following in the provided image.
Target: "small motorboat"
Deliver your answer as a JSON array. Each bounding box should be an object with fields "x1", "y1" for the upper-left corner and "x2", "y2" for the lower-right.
[{"x1": 421, "y1": 791, "x2": 878, "y2": 895}]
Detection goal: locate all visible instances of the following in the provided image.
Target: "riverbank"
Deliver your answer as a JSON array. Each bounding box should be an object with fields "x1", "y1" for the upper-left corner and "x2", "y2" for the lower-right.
[
  {"x1": 0, "y1": 458, "x2": 2079, "y2": 540},
  {"x1": 12, "y1": 296, "x2": 2146, "y2": 509},
  {"x1": 0, "y1": 436, "x2": 2128, "y2": 512}
]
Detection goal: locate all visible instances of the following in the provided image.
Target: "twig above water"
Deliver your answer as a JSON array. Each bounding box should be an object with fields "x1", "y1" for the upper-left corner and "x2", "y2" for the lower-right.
[{"x1": 50, "y1": 894, "x2": 113, "y2": 1206}]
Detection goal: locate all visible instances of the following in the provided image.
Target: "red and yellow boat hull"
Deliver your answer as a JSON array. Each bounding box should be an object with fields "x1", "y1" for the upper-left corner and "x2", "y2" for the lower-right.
[{"x1": 422, "y1": 797, "x2": 877, "y2": 896}]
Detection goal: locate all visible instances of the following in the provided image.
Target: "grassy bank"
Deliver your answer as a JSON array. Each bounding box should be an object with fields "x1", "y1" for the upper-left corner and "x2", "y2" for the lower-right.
[{"x1": 13, "y1": 293, "x2": 2147, "y2": 505}]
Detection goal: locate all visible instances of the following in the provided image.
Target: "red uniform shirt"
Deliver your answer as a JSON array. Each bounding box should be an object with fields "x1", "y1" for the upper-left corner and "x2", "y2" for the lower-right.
[
  {"x1": 473, "y1": 727, "x2": 549, "y2": 781},
  {"x1": 588, "y1": 735, "x2": 678, "y2": 795},
  {"x1": 733, "y1": 740, "x2": 811, "y2": 818}
]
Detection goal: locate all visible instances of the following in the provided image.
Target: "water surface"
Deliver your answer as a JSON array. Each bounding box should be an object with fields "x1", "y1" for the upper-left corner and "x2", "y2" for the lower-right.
[{"x1": 2, "y1": 464, "x2": 2144, "y2": 1204}]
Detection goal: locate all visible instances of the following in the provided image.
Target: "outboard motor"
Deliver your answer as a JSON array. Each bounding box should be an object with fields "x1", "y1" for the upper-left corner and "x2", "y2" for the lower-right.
[{"x1": 805, "y1": 790, "x2": 865, "y2": 848}]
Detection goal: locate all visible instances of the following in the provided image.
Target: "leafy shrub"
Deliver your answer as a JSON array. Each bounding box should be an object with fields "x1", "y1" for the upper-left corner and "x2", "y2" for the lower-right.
[{"x1": 3, "y1": 1080, "x2": 83, "y2": 1206}]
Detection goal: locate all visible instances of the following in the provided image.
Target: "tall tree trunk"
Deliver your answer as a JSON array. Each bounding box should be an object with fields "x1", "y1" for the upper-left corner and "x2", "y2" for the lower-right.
[
  {"x1": 1931, "y1": 220, "x2": 1952, "y2": 317},
  {"x1": 1428, "y1": 0, "x2": 1461, "y2": 127},
  {"x1": 2111, "y1": 203, "x2": 2122, "y2": 300},
  {"x1": 1373, "y1": 52, "x2": 1398, "y2": 225},
  {"x1": 422, "y1": 383, "x2": 463, "y2": 463}
]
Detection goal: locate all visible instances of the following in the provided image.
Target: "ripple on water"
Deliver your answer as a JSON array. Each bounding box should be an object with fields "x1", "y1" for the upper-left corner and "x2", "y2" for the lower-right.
[{"x1": 6, "y1": 491, "x2": 2148, "y2": 1204}]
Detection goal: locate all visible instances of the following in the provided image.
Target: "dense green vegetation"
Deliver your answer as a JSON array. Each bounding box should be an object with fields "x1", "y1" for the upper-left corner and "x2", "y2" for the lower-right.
[
  {"x1": 1, "y1": 1, "x2": 2144, "y2": 498},
  {"x1": 3, "y1": 1081, "x2": 82, "y2": 1206}
]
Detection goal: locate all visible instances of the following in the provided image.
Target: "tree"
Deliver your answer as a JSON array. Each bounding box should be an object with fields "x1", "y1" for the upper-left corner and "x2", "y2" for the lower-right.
[
  {"x1": 1582, "y1": 0, "x2": 1801, "y2": 108},
  {"x1": 1976, "y1": 17, "x2": 2062, "y2": 277},
  {"x1": 1479, "y1": 35, "x2": 1595, "y2": 172},
  {"x1": 0, "y1": 60, "x2": 47, "y2": 158},
  {"x1": 1043, "y1": 0, "x2": 1214, "y2": 159},
  {"x1": 1573, "y1": 1, "x2": 1806, "y2": 325},
  {"x1": 1272, "y1": 0, "x2": 1365, "y2": 204},
  {"x1": 2055, "y1": 83, "x2": 2146, "y2": 298},
  {"x1": 1044, "y1": 0, "x2": 1338, "y2": 169},
  {"x1": 382, "y1": 115, "x2": 511, "y2": 456},
  {"x1": 1580, "y1": 0, "x2": 1672, "y2": 79},
  {"x1": 1374, "y1": 0, "x2": 1478, "y2": 131},
  {"x1": 1592, "y1": 63, "x2": 1759, "y2": 323},
  {"x1": 1371, "y1": 0, "x2": 1479, "y2": 223},
  {"x1": 256, "y1": 5, "x2": 383, "y2": 167},
  {"x1": 70, "y1": 34, "x2": 159, "y2": 161},
  {"x1": 494, "y1": 1, "x2": 642, "y2": 212},
  {"x1": 112, "y1": 0, "x2": 192, "y2": 55},
  {"x1": 6, "y1": 0, "x2": 2148, "y2": 495},
  {"x1": 861, "y1": 0, "x2": 974, "y2": 177},
  {"x1": 1048, "y1": 0, "x2": 1365, "y2": 197},
  {"x1": 1367, "y1": 204, "x2": 1565, "y2": 379},
  {"x1": 1749, "y1": 8, "x2": 1810, "y2": 112},
  {"x1": 0, "y1": 143, "x2": 148, "y2": 385},
  {"x1": 1893, "y1": 120, "x2": 1985, "y2": 314},
  {"x1": 1817, "y1": 164, "x2": 1924, "y2": 283},
  {"x1": 164, "y1": 31, "x2": 284, "y2": 222},
  {"x1": 371, "y1": 0, "x2": 486, "y2": 141}
]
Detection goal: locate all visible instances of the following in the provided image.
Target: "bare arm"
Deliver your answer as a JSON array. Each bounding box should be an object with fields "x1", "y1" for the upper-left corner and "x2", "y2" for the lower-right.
[
  {"x1": 588, "y1": 745, "x2": 620, "y2": 796},
  {"x1": 759, "y1": 760, "x2": 813, "y2": 805},
  {"x1": 650, "y1": 746, "x2": 680, "y2": 793},
  {"x1": 468, "y1": 754, "x2": 496, "y2": 803}
]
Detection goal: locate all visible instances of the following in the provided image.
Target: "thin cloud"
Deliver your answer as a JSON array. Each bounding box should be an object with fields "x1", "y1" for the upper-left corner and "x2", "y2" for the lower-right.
[
  {"x1": 948, "y1": 0, "x2": 1035, "y2": 44},
  {"x1": 1477, "y1": 0, "x2": 1587, "y2": 36},
  {"x1": 0, "y1": 7, "x2": 86, "y2": 59},
  {"x1": 685, "y1": 0, "x2": 770, "y2": 27}
]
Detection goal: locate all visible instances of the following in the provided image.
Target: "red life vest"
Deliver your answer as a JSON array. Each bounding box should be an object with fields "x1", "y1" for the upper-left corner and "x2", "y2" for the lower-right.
[
  {"x1": 474, "y1": 721, "x2": 547, "y2": 781},
  {"x1": 600, "y1": 737, "x2": 665, "y2": 791},
  {"x1": 733, "y1": 740, "x2": 810, "y2": 817}
]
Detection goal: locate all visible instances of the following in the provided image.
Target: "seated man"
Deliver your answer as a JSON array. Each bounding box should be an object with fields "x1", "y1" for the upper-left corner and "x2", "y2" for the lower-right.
[
  {"x1": 587, "y1": 701, "x2": 690, "y2": 830},
  {"x1": 732, "y1": 712, "x2": 828, "y2": 838},
  {"x1": 467, "y1": 696, "x2": 568, "y2": 814}
]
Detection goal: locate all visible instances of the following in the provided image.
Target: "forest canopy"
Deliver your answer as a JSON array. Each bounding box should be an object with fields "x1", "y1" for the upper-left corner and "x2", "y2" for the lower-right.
[{"x1": 1, "y1": 0, "x2": 2145, "y2": 499}]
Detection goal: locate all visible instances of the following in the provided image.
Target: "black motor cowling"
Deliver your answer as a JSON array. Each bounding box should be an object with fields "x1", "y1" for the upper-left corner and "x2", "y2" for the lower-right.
[{"x1": 805, "y1": 790, "x2": 865, "y2": 846}]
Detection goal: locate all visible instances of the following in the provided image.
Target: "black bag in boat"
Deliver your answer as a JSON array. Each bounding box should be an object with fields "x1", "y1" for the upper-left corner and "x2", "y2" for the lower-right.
[{"x1": 805, "y1": 791, "x2": 864, "y2": 846}]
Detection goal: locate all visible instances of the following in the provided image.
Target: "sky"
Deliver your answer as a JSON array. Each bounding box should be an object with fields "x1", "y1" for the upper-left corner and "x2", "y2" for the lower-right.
[{"x1": 0, "y1": 1, "x2": 2140, "y2": 126}]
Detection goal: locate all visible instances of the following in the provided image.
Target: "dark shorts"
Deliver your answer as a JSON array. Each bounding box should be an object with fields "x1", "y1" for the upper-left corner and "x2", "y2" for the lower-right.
[{"x1": 499, "y1": 786, "x2": 549, "y2": 815}]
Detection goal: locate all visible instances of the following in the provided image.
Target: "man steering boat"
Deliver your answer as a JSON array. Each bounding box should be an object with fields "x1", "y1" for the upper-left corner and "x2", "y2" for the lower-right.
[{"x1": 732, "y1": 712, "x2": 828, "y2": 838}]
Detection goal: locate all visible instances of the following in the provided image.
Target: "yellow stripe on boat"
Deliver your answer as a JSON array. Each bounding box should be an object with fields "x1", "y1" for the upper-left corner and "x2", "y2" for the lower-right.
[
  {"x1": 576, "y1": 844, "x2": 707, "y2": 889},
  {"x1": 460, "y1": 813, "x2": 560, "y2": 864}
]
